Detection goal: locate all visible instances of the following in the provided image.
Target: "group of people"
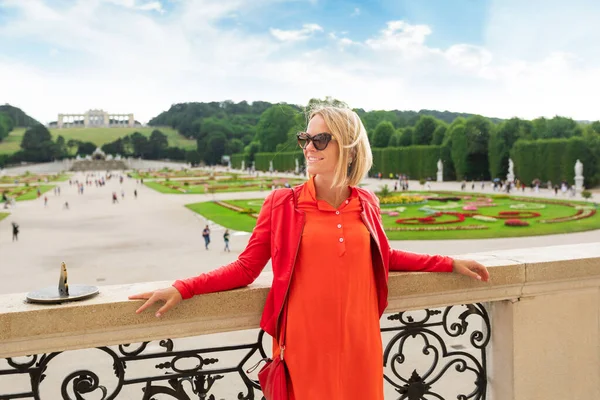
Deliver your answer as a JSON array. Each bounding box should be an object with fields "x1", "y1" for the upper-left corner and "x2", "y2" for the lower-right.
[{"x1": 202, "y1": 225, "x2": 230, "y2": 252}]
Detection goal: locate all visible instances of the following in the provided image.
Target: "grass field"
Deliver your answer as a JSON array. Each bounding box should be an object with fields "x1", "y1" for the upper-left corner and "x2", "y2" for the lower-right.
[
  {"x1": 0, "y1": 126, "x2": 196, "y2": 155},
  {"x1": 0, "y1": 213, "x2": 9, "y2": 222},
  {"x1": 186, "y1": 201, "x2": 259, "y2": 232},
  {"x1": 186, "y1": 194, "x2": 600, "y2": 239},
  {"x1": 0, "y1": 173, "x2": 70, "y2": 184},
  {"x1": 1, "y1": 185, "x2": 55, "y2": 202},
  {"x1": 146, "y1": 179, "x2": 304, "y2": 194}
]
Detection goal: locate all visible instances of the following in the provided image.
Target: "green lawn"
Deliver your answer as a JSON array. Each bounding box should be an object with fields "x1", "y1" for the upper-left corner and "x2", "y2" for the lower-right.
[
  {"x1": 0, "y1": 213, "x2": 9, "y2": 221},
  {"x1": 0, "y1": 173, "x2": 70, "y2": 184},
  {"x1": 186, "y1": 193, "x2": 600, "y2": 239},
  {"x1": 0, "y1": 126, "x2": 196, "y2": 155},
  {"x1": 146, "y1": 179, "x2": 304, "y2": 194},
  {"x1": 186, "y1": 201, "x2": 259, "y2": 232},
  {"x1": 16, "y1": 185, "x2": 55, "y2": 201}
]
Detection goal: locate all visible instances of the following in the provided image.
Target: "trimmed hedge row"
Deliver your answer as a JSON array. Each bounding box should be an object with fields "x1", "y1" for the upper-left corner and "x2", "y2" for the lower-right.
[
  {"x1": 511, "y1": 137, "x2": 599, "y2": 187},
  {"x1": 254, "y1": 151, "x2": 304, "y2": 172},
  {"x1": 371, "y1": 145, "x2": 454, "y2": 180},
  {"x1": 230, "y1": 153, "x2": 249, "y2": 169}
]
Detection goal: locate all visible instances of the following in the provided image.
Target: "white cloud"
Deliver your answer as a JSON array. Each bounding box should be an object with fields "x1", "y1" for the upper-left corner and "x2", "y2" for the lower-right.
[
  {"x1": 270, "y1": 23, "x2": 323, "y2": 42},
  {"x1": 1, "y1": 0, "x2": 600, "y2": 124},
  {"x1": 351, "y1": 7, "x2": 360, "y2": 17}
]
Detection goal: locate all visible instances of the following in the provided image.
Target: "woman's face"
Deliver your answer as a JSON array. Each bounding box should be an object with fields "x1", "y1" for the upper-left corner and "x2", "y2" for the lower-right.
[{"x1": 304, "y1": 114, "x2": 339, "y2": 178}]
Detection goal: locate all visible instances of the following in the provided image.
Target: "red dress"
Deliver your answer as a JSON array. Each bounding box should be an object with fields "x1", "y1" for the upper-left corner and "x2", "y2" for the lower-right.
[{"x1": 274, "y1": 177, "x2": 384, "y2": 399}]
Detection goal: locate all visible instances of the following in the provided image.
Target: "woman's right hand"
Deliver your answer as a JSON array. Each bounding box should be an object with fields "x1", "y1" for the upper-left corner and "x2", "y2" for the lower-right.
[{"x1": 128, "y1": 286, "x2": 183, "y2": 318}]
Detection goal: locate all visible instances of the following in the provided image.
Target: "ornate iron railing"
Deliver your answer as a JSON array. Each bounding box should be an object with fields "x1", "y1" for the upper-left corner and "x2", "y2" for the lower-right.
[{"x1": 0, "y1": 303, "x2": 489, "y2": 400}]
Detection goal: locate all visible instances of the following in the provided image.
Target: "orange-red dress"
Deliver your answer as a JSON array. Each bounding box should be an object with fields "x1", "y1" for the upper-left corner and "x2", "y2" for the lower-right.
[{"x1": 273, "y1": 177, "x2": 384, "y2": 399}]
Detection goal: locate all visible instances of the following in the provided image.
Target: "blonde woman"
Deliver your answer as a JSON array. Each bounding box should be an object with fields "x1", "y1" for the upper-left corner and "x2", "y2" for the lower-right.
[{"x1": 129, "y1": 105, "x2": 489, "y2": 399}]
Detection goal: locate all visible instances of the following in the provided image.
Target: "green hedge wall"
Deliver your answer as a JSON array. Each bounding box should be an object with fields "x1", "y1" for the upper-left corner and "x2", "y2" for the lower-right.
[
  {"x1": 254, "y1": 151, "x2": 304, "y2": 172},
  {"x1": 230, "y1": 153, "x2": 249, "y2": 169},
  {"x1": 511, "y1": 137, "x2": 598, "y2": 187},
  {"x1": 371, "y1": 145, "x2": 454, "y2": 180}
]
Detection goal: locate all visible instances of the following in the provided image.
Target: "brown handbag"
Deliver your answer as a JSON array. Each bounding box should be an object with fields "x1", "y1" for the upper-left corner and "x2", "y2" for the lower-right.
[{"x1": 248, "y1": 305, "x2": 290, "y2": 400}]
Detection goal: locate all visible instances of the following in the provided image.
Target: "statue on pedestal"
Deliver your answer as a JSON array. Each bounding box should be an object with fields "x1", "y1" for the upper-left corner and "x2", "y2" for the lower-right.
[
  {"x1": 436, "y1": 159, "x2": 443, "y2": 182},
  {"x1": 295, "y1": 158, "x2": 300, "y2": 174},
  {"x1": 574, "y1": 159, "x2": 584, "y2": 192},
  {"x1": 241, "y1": 160, "x2": 245, "y2": 171},
  {"x1": 269, "y1": 160, "x2": 274, "y2": 173},
  {"x1": 507, "y1": 158, "x2": 515, "y2": 183}
]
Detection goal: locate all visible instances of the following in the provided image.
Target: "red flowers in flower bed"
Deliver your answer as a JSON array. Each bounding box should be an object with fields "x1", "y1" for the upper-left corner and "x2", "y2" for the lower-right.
[
  {"x1": 492, "y1": 211, "x2": 541, "y2": 219},
  {"x1": 504, "y1": 219, "x2": 529, "y2": 227},
  {"x1": 396, "y1": 211, "x2": 471, "y2": 225}
]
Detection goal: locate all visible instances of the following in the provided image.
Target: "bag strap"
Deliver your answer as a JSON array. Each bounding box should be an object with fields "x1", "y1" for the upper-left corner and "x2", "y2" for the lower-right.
[{"x1": 278, "y1": 187, "x2": 297, "y2": 360}]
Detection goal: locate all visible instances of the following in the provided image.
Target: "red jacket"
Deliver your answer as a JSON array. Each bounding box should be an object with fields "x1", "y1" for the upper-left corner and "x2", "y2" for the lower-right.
[{"x1": 173, "y1": 184, "x2": 453, "y2": 338}]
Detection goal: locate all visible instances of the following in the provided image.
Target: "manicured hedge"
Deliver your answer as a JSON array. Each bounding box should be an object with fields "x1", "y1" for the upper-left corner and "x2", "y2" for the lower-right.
[
  {"x1": 371, "y1": 145, "x2": 454, "y2": 180},
  {"x1": 230, "y1": 153, "x2": 249, "y2": 169},
  {"x1": 254, "y1": 151, "x2": 304, "y2": 172},
  {"x1": 511, "y1": 137, "x2": 598, "y2": 187}
]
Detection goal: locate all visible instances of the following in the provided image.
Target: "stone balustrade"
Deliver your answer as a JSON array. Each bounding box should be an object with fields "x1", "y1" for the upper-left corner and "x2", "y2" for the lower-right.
[{"x1": 0, "y1": 242, "x2": 599, "y2": 399}]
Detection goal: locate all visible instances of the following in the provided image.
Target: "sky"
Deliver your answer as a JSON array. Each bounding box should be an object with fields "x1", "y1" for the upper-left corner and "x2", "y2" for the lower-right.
[{"x1": 1, "y1": 0, "x2": 600, "y2": 124}]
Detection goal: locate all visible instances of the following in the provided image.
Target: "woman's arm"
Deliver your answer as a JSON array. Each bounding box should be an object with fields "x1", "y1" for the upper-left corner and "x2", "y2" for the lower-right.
[
  {"x1": 173, "y1": 191, "x2": 275, "y2": 298},
  {"x1": 129, "y1": 191, "x2": 276, "y2": 316},
  {"x1": 389, "y1": 248, "x2": 454, "y2": 273}
]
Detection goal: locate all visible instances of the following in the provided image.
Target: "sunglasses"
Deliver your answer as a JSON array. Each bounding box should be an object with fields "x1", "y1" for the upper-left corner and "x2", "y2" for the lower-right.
[{"x1": 296, "y1": 132, "x2": 334, "y2": 151}]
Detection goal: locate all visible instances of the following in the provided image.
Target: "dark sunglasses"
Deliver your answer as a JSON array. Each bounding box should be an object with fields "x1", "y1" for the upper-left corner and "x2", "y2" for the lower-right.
[{"x1": 296, "y1": 132, "x2": 334, "y2": 151}]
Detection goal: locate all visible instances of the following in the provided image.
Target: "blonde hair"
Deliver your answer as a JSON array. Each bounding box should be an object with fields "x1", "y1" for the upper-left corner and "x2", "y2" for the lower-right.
[{"x1": 308, "y1": 105, "x2": 373, "y2": 188}]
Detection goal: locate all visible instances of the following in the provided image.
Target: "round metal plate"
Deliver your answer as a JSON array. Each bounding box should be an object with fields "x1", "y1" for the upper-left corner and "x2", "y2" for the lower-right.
[{"x1": 26, "y1": 285, "x2": 99, "y2": 304}]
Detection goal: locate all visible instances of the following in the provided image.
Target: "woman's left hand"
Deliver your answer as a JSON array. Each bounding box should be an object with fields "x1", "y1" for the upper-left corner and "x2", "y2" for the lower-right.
[{"x1": 452, "y1": 259, "x2": 490, "y2": 282}]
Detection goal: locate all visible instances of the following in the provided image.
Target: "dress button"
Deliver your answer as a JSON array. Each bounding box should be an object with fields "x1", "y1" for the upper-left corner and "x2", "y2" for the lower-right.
[
  {"x1": 345, "y1": 200, "x2": 349, "y2": 204},
  {"x1": 339, "y1": 238, "x2": 344, "y2": 243},
  {"x1": 337, "y1": 224, "x2": 342, "y2": 229},
  {"x1": 335, "y1": 211, "x2": 340, "y2": 215}
]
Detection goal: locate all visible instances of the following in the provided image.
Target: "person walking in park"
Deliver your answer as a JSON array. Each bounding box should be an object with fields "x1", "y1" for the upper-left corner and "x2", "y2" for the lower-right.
[
  {"x1": 223, "y1": 229, "x2": 231, "y2": 252},
  {"x1": 134, "y1": 189, "x2": 138, "y2": 199},
  {"x1": 129, "y1": 105, "x2": 489, "y2": 400},
  {"x1": 11, "y1": 222, "x2": 19, "y2": 241},
  {"x1": 202, "y1": 225, "x2": 211, "y2": 250}
]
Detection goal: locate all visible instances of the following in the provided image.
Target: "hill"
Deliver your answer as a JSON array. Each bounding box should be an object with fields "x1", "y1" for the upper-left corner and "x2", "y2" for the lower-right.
[
  {"x1": 0, "y1": 126, "x2": 196, "y2": 155},
  {"x1": 0, "y1": 104, "x2": 40, "y2": 127}
]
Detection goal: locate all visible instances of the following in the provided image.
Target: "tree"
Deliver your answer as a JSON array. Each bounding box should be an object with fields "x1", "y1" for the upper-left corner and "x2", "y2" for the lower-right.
[
  {"x1": 148, "y1": 129, "x2": 169, "y2": 159},
  {"x1": 77, "y1": 141, "x2": 96, "y2": 156},
  {"x1": 226, "y1": 138, "x2": 244, "y2": 155},
  {"x1": 205, "y1": 132, "x2": 227, "y2": 165},
  {"x1": 54, "y1": 135, "x2": 67, "y2": 159},
  {"x1": 102, "y1": 138, "x2": 126, "y2": 155},
  {"x1": 372, "y1": 121, "x2": 394, "y2": 148},
  {"x1": 130, "y1": 132, "x2": 149, "y2": 157},
  {"x1": 399, "y1": 127, "x2": 413, "y2": 147},
  {"x1": 255, "y1": 105, "x2": 298, "y2": 152},
  {"x1": 20, "y1": 124, "x2": 55, "y2": 162},
  {"x1": 431, "y1": 124, "x2": 447, "y2": 146},
  {"x1": 388, "y1": 132, "x2": 402, "y2": 147},
  {"x1": 412, "y1": 116, "x2": 439, "y2": 145},
  {"x1": 450, "y1": 123, "x2": 469, "y2": 180},
  {"x1": 185, "y1": 150, "x2": 202, "y2": 167},
  {"x1": 0, "y1": 113, "x2": 14, "y2": 142}
]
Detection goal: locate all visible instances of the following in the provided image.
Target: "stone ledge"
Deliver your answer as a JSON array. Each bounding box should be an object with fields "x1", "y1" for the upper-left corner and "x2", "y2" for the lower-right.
[{"x1": 0, "y1": 243, "x2": 598, "y2": 358}]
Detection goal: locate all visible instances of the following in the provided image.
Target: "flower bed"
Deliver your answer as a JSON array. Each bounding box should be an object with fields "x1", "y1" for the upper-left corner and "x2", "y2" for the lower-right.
[
  {"x1": 472, "y1": 215, "x2": 498, "y2": 222},
  {"x1": 539, "y1": 208, "x2": 596, "y2": 223},
  {"x1": 387, "y1": 225, "x2": 489, "y2": 231},
  {"x1": 491, "y1": 211, "x2": 542, "y2": 219},
  {"x1": 510, "y1": 203, "x2": 546, "y2": 210},
  {"x1": 395, "y1": 211, "x2": 476, "y2": 225},
  {"x1": 380, "y1": 195, "x2": 425, "y2": 206},
  {"x1": 504, "y1": 219, "x2": 530, "y2": 227}
]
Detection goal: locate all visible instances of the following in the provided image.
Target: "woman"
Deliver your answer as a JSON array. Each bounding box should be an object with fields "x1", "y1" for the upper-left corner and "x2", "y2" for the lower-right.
[{"x1": 129, "y1": 105, "x2": 489, "y2": 399}]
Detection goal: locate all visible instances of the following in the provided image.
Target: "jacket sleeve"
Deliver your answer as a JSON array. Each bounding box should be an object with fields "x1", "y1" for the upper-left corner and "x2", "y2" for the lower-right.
[
  {"x1": 370, "y1": 193, "x2": 453, "y2": 273},
  {"x1": 172, "y1": 191, "x2": 275, "y2": 299}
]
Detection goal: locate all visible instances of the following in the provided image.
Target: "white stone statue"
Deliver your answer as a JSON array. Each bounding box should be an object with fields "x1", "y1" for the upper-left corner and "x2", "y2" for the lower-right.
[
  {"x1": 269, "y1": 160, "x2": 274, "y2": 173},
  {"x1": 227, "y1": 159, "x2": 232, "y2": 169},
  {"x1": 436, "y1": 159, "x2": 443, "y2": 182},
  {"x1": 575, "y1": 159, "x2": 583, "y2": 177},
  {"x1": 241, "y1": 160, "x2": 245, "y2": 171},
  {"x1": 295, "y1": 158, "x2": 300, "y2": 174},
  {"x1": 507, "y1": 158, "x2": 515, "y2": 182},
  {"x1": 574, "y1": 159, "x2": 584, "y2": 192}
]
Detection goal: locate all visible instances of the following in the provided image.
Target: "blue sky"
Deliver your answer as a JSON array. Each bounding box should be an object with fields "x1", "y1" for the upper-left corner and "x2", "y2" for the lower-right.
[{"x1": 1, "y1": 0, "x2": 599, "y2": 123}]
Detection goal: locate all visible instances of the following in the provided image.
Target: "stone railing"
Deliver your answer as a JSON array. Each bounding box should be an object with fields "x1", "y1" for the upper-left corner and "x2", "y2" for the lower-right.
[{"x1": 0, "y1": 243, "x2": 598, "y2": 399}]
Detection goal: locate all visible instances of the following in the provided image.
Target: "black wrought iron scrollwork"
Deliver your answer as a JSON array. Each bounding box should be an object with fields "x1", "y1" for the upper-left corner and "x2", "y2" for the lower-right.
[
  {"x1": 0, "y1": 304, "x2": 488, "y2": 399},
  {"x1": 383, "y1": 303, "x2": 489, "y2": 400}
]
